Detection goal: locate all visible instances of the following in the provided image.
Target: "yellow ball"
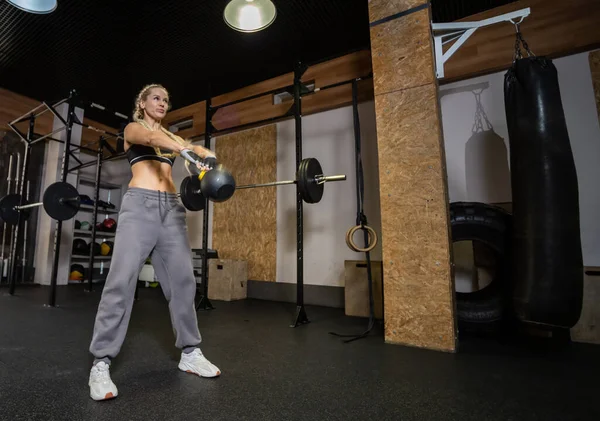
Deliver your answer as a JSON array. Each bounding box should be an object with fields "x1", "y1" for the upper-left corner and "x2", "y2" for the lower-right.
[{"x1": 69, "y1": 270, "x2": 83, "y2": 281}]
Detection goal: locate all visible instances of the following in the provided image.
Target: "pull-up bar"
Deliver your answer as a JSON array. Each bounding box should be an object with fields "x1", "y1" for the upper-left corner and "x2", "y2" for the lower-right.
[
  {"x1": 89, "y1": 101, "x2": 129, "y2": 121},
  {"x1": 9, "y1": 98, "x2": 68, "y2": 127},
  {"x1": 48, "y1": 96, "x2": 127, "y2": 141},
  {"x1": 8, "y1": 91, "x2": 128, "y2": 145},
  {"x1": 8, "y1": 98, "x2": 69, "y2": 145}
]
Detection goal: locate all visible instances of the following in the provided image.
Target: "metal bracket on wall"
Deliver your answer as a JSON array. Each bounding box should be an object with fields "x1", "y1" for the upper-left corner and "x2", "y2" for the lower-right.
[
  {"x1": 7, "y1": 98, "x2": 69, "y2": 145},
  {"x1": 431, "y1": 7, "x2": 531, "y2": 79}
]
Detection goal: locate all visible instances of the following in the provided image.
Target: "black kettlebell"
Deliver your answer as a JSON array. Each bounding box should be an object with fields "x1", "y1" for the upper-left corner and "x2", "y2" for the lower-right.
[{"x1": 199, "y1": 165, "x2": 236, "y2": 202}]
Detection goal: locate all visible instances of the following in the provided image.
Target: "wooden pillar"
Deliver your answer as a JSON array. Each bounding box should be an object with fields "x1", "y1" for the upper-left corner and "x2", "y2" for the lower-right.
[{"x1": 368, "y1": 1, "x2": 457, "y2": 352}]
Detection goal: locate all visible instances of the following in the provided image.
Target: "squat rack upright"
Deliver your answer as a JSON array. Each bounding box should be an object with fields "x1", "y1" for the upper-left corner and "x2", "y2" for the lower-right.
[
  {"x1": 6, "y1": 90, "x2": 127, "y2": 306},
  {"x1": 198, "y1": 60, "x2": 373, "y2": 328}
]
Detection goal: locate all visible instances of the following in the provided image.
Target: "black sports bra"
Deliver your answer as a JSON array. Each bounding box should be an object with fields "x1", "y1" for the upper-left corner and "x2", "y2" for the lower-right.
[{"x1": 126, "y1": 144, "x2": 176, "y2": 167}]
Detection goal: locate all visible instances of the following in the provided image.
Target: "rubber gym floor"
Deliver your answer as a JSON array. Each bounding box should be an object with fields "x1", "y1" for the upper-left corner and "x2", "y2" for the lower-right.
[{"x1": 0, "y1": 284, "x2": 598, "y2": 421}]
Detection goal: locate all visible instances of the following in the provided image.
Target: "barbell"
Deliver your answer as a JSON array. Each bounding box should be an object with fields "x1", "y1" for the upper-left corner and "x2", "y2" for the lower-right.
[
  {"x1": 0, "y1": 182, "x2": 81, "y2": 226},
  {"x1": 1, "y1": 157, "x2": 346, "y2": 223},
  {"x1": 178, "y1": 157, "x2": 347, "y2": 211}
]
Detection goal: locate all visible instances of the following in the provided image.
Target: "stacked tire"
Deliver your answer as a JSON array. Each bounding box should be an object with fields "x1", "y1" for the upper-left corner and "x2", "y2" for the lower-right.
[{"x1": 450, "y1": 202, "x2": 512, "y2": 328}]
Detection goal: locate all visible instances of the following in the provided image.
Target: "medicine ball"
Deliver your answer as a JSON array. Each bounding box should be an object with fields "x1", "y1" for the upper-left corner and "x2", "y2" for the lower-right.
[
  {"x1": 72, "y1": 239, "x2": 88, "y2": 255},
  {"x1": 100, "y1": 241, "x2": 114, "y2": 256},
  {"x1": 79, "y1": 194, "x2": 94, "y2": 206},
  {"x1": 71, "y1": 263, "x2": 85, "y2": 273},
  {"x1": 69, "y1": 263, "x2": 85, "y2": 281},
  {"x1": 80, "y1": 221, "x2": 91, "y2": 231},
  {"x1": 75, "y1": 220, "x2": 81, "y2": 230},
  {"x1": 89, "y1": 241, "x2": 101, "y2": 256},
  {"x1": 200, "y1": 166, "x2": 236, "y2": 202},
  {"x1": 102, "y1": 218, "x2": 117, "y2": 232}
]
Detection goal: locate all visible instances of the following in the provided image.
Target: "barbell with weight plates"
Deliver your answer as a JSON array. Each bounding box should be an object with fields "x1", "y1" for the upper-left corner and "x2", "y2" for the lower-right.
[
  {"x1": 179, "y1": 175, "x2": 206, "y2": 212},
  {"x1": 178, "y1": 157, "x2": 346, "y2": 210},
  {"x1": 0, "y1": 182, "x2": 81, "y2": 226}
]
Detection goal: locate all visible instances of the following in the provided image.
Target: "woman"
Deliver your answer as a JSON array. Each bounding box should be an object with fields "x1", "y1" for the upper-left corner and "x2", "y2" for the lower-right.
[{"x1": 88, "y1": 84, "x2": 220, "y2": 402}]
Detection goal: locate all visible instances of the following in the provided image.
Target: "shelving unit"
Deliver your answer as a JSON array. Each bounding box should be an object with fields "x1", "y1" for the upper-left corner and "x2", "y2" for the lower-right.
[
  {"x1": 66, "y1": 137, "x2": 125, "y2": 290},
  {"x1": 72, "y1": 255, "x2": 112, "y2": 261},
  {"x1": 73, "y1": 229, "x2": 116, "y2": 237},
  {"x1": 78, "y1": 204, "x2": 120, "y2": 215}
]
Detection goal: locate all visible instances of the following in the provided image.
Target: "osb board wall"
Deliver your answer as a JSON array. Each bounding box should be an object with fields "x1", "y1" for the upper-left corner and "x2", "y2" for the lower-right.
[
  {"x1": 369, "y1": 5, "x2": 433, "y2": 95},
  {"x1": 211, "y1": 124, "x2": 277, "y2": 282},
  {"x1": 368, "y1": 1, "x2": 456, "y2": 352},
  {"x1": 591, "y1": 51, "x2": 600, "y2": 125}
]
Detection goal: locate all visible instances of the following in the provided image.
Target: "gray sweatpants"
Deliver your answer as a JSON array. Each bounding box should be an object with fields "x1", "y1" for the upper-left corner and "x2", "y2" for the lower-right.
[{"x1": 89, "y1": 187, "x2": 201, "y2": 361}]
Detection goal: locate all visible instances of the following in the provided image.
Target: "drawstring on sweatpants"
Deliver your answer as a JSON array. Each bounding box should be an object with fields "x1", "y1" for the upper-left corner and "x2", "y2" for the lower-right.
[{"x1": 158, "y1": 190, "x2": 168, "y2": 221}]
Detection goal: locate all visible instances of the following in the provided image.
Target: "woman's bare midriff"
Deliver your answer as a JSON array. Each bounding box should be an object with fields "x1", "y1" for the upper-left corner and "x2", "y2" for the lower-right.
[{"x1": 128, "y1": 160, "x2": 177, "y2": 193}]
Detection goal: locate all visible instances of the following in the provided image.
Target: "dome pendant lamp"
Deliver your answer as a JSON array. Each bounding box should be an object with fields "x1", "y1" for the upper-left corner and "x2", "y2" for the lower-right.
[
  {"x1": 6, "y1": 0, "x2": 57, "y2": 13},
  {"x1": 224, "y1": 0, "x2": 277, "y2": 33}
]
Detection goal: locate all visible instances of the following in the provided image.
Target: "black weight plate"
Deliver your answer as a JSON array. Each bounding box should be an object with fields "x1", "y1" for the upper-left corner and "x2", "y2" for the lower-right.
[
  {"x1": 296, "y1": 158, "x2": 309, "y2": 203},
  {"x1": 180, "y1": 176, "x2": 206, "y2": 211},
  {"x1": 0, "y1": 194, "x2": 29, "y2": 225},
  {"x1": 301, "y1": 158, "x2": 324, "y2": 204},
  {"x1": 43, "y1": 181, "x2": 81, "y2": 221}
]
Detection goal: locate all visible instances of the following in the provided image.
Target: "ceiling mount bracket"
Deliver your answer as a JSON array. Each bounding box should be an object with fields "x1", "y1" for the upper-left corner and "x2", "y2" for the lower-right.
[{"x1": 431, "y1": 7, "x2": 531, "y2": 79}]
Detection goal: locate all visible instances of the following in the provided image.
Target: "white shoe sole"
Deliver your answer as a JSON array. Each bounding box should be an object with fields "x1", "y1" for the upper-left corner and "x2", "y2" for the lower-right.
[
  {"x1": 89, "y1": 382, "x2": 118, "y2": 401},
  {"x1": 90, "y1": 390, "x2": 118, "y2": 401},
  {"x1": 178, "y1": 361, "x2": 221, "y2": 378}
]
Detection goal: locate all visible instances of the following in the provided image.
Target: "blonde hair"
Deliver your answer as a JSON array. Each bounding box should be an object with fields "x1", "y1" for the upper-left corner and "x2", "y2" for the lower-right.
[{"x1": 132, "y1": 83, "x2": 188, "y2": 159}]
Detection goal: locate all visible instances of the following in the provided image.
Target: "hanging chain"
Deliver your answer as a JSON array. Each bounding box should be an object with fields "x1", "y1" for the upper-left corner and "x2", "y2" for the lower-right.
[
  {"x1": 518, "y1": 30, "x2": 534, "y2": 57},
  {"x1": 472, "y1": 90, "x2": 493, "y2": 133},
  {"x1": 512, "y1": 21, "x2": 535, "y2": 61},
  {"x1": 514, "y1": 28, "x2": 522, "y2": 60}
]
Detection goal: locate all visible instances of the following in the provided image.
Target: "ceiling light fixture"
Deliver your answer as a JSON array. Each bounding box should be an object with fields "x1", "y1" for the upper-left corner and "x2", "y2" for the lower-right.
[
  {"x1": 224, "y1": 0, "x2": 277, "y2": 33},
  {"x1": 6, "y1": 0, "x2": 57, "y2": 14}
]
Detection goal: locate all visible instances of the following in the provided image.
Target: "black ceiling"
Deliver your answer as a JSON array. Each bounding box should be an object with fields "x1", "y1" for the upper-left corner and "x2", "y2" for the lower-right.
[{"x1": 0, "y1": 0, "x2": 515, "y2": 128}]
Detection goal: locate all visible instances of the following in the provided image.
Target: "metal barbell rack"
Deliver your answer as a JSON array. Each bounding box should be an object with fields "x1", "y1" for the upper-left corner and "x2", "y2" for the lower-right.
[{"x1": 5, "y1": 90, "x2": 128, "y2": 305}]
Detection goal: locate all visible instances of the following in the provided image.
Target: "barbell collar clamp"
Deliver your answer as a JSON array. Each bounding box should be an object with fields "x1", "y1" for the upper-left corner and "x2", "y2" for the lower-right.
[
  {"x1": 177, "y1": 190, "x2": 204, "y2": 197},
  {"x1": 314, "y1": 174, "x2": 346, "y2": 184}
]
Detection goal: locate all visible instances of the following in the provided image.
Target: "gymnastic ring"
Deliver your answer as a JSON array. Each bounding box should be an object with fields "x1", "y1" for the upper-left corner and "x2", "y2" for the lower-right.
[
  {"x1": 346, "y1": 225, "x2": 377, "y2": 252},
  {"x1": 345, "y1": 226, "x2": 364, "y2": 250},
  {"x1": 345, "y1": 224, "x2": 378, "y2": 253}
]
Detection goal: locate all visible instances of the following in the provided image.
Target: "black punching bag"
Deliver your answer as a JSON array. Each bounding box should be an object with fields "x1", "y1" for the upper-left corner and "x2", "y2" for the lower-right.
[{"x1": 504, "y1": 33, "x2": 583, "y2": 328}]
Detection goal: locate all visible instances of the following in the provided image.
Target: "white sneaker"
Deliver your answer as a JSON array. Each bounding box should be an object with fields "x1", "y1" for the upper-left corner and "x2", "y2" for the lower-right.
[
  {"x1": 89, "y1": 362, "x2": 118, "y2": 401},
  {"x1": 178, "y1": 348, "x2": 221, "y2": 378}
]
